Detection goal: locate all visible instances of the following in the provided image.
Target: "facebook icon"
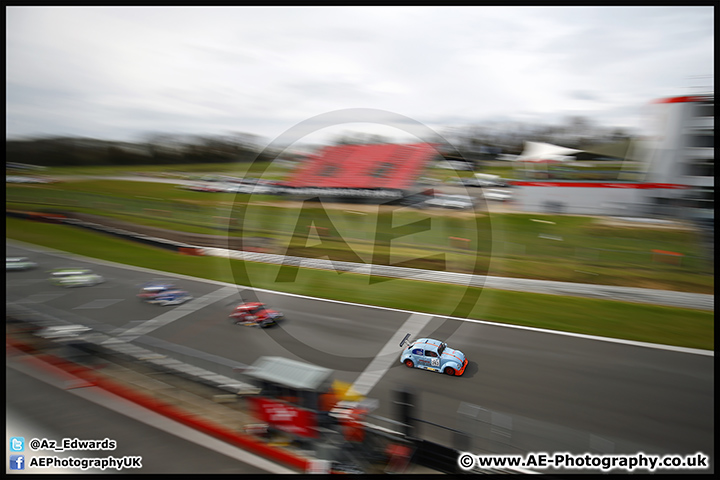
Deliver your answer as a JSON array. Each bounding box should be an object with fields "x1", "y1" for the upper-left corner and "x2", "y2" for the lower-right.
[{"x1": 10, "y1": 455, "x2": 25, "y2": 470}]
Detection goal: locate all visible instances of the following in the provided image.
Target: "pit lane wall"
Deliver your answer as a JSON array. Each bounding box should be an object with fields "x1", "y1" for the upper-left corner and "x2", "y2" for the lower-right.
[
  {"x1": 7, "y1": 304, "x2": 531, "y2": 474},
  {"x1": 6, "y1": 319, "x2": 312, "y2": 472}
]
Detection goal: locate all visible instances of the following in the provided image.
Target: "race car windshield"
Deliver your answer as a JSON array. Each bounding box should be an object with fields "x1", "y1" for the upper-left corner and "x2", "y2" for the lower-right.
[
  {"x1": 53, "y1": 271, "x2": 88, "y2": 277},
  {"x1": 438, "y1": 343, "x2": 446, "y2": 355}
]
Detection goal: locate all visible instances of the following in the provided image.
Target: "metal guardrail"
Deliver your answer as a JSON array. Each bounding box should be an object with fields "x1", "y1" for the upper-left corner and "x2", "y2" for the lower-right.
[{"x1": 200, "y1": 247, "x2": 714, "y2": 311}]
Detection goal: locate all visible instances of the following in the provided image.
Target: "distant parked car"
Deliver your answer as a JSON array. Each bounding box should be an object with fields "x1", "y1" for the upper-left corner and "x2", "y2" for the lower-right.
[
  {"x1": 483, "y1": 189, "x2": 512, "y2": 202},
  {"x1": 417, "y1": 176, "x2": 441, "y2": 185},
  {"x1": 448, "y1": 177, "x2": 483, "y2": 187},
  {"x1": 225, "y1": 183, "x2": 274, "y2": 194},
  {"x1": 436, "y1": 161, "x2": 473, "y2": 171},
  {"x1": 49, "y1": 268, "x2": 104, "y2": 287},
  {"x1": 425, "y1": 194, "x2": 474, "y2": 209},
  {"x1": 474, "y1": 173, "x2": 507, "y2": 187},
  {"x1": 6, "y1": 257, "x2": 37, "y2": 271}
]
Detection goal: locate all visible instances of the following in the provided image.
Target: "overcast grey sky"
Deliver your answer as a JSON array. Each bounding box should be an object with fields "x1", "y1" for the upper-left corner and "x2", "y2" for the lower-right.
[{"x1": 6, "y1": 6, "x2": 714, "y2": 146}]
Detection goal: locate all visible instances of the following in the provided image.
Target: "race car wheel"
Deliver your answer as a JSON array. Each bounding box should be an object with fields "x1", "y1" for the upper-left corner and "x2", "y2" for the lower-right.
[
  {"x1": 404, "y1": 359, "x2": 414, "y2": 368},
  {"x1": 444, "y1": 367, "x2": 456, "y2": 376}
]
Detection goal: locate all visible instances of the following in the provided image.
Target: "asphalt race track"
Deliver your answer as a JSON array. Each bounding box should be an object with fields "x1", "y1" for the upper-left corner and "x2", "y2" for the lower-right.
[{"x1": 6, "y1": 240, "x2": 714, "y2": 472}]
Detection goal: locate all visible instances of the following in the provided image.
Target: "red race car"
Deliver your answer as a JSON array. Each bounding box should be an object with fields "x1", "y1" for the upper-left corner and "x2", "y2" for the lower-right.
[{"x1": 229, "y1": 302, "x2": 283, "y2": 328}]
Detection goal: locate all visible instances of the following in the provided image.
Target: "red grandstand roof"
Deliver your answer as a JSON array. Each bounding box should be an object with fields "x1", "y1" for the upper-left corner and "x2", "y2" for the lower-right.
[{"x1": 285, "y1": 143, "x2": 440, "y2": 190}]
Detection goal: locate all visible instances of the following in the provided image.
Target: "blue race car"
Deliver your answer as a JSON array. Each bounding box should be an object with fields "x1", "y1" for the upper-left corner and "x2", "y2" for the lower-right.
[
  {"x1": 399, "y1": 337, "x2": 468, "y2": 376},
  {"x1": 138, "y1": 279, "x2": 176, "y2": 301},
  {"x1": 147, "y1": 289, "x2": 193, "y2": 306}
]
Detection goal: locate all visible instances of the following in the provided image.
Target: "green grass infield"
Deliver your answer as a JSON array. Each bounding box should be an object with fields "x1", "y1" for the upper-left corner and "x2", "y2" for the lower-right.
[{"x1": 6, "y1": 216, "x2": 713, "y2": 351}]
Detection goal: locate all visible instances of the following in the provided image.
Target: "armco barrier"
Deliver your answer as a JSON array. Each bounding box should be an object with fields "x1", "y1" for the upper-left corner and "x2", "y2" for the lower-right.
[
  {"x1": 61, "y1": 218, "x2": 191, "y2": 252},
  {"x1": 6, "y1": 332, "x2": 312, "y2": 472},
  {"x1": 7, "y1": 210, "x2": 200, "y2": 255},
  {"x1": 6, "y1": 209, "x2": 67, "y2": 223}
]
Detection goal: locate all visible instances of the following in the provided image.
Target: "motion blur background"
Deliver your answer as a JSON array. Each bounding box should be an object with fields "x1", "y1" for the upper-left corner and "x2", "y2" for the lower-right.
[{"x1": 6, "y1": 6, "x2": 714, "y2": 475}]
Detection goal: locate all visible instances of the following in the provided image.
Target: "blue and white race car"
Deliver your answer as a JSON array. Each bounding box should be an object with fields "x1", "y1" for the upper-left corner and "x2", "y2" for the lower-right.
[
  {"x1": 146, "y1": 289, "x2": 193, "y2": 306},
  {"x1": 138, "y1": 279, "x2": 177, "y2": 301},
  {"x1": 399, "y1": 337, "x2": 468, "y2": 376}
]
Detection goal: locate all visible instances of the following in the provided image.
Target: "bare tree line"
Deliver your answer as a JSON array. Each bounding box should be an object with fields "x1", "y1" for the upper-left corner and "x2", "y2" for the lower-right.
[{"x1": 6, "y1": 116, "x2": 632, "y2": 167}]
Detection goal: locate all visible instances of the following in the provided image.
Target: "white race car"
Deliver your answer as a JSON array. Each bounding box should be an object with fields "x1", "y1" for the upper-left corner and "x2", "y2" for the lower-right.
[
  {"x1": 6, "y1": 257, "x2": 38, "y2": 271},
  {"x1": 49, "y1": 268, "x2": 105, "y2": 287}
]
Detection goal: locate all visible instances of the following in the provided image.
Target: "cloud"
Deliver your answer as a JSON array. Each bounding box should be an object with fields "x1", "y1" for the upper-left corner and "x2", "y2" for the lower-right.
[{"x1": 6, "y1": 6, "x2": 714, "y2": 144}]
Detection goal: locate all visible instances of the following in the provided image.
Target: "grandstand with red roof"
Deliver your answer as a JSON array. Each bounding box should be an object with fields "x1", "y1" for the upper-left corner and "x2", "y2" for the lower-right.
[{"x1": 278, "y1": 142, "x2": 444, "y2": 202}]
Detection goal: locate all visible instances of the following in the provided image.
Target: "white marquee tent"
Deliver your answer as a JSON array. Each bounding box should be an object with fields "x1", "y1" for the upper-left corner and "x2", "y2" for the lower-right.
[{"x1": 515, "y1": 141, "x2": 582, "y2": 163}]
